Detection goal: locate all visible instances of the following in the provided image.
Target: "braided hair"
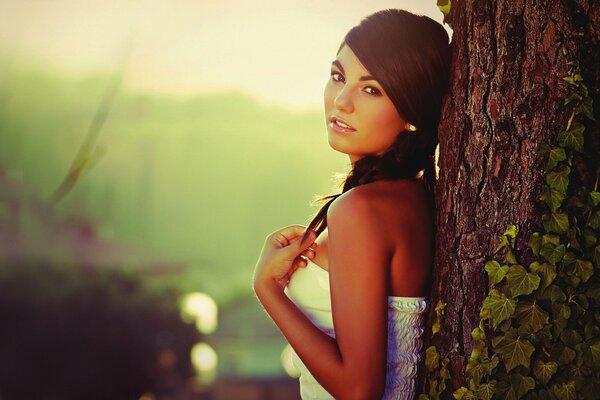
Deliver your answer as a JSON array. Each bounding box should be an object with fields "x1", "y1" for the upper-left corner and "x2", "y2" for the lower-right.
[{"x1": 301, "y1": 9, "x2": 451, "y2": 244}]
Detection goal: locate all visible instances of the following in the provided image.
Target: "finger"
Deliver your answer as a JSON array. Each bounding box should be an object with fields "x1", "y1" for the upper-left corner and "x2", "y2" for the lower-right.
[
  {"x1": 302, "y1": 248, "x2": 316, "y2": 259},
  {"x1": 269, "y1": 225, "x2": 308, "y2": 247},
  {"x1": 294, "y1": 231, "x2": 316, "y2": 252},
  {"x1": 292, "y1": 255, "x2": 307, "y2": 268}
]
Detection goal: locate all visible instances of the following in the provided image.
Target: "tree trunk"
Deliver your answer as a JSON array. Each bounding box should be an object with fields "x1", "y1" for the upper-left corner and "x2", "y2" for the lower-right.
[{"x1": 423, "y1": 0, "x2": 599, "y2": 394}]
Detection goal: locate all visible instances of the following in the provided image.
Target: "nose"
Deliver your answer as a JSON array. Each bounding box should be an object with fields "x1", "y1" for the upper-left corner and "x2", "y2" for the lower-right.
[{"x1": 334, "y1": 86, "x2": 354, "y2": 113}]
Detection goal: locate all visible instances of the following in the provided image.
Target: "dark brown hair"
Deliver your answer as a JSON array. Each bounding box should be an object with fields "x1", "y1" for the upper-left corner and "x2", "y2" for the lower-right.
[{"x1": 301, "y1": 9, "x2": 451, "y2": 244}]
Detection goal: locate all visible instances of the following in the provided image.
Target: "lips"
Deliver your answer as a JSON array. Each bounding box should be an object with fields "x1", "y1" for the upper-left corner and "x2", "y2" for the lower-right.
[{"x1": 329, "y1": 116, "x2": 356, "y2": 132}]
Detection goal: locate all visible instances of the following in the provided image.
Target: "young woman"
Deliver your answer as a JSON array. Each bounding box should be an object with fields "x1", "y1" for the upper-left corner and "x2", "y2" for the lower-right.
[{"x1": 253, "y1": 9, "x2": 451, "y2": 400}]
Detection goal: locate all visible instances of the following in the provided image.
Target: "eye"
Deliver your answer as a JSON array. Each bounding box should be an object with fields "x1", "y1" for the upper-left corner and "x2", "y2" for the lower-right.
[
  {"x1": 330, "y1": 71, "x2": 344, "y2": 83},
  {"x1": 364, "y1": 86, "x2": 382, "y2": 96}
]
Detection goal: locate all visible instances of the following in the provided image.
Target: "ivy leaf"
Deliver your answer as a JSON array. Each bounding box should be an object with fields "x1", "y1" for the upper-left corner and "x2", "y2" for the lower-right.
[
  {"x1": 485, "y1": 261, "x2": 509, "y2": 286},
  {"x1": 539, "y1": 284, "x2": 566, "y2": 303},
  {"x1": 583, "y1": 228, "x2": 597, "y2": 248},
  {"x1": 551, "y1": 342, "x2": 577, "y2": 365},
  {"x1": 528, "y1": 232, "x2": 542, "y2": 255},
  {"x1": 425, "y1": 345, "x2": 439, "y2": 371},
  {"x1": 589, "y1": 209, "x2": 600, "y2": 230},
  {"x1": 558, "y1": 122, "x2": 584, "y2": 152},
  {"x1": 573, "y1": 259, "x2": 594, "y2": 284},
  {"x1": 585, "y1": 341, "x2": 600, "y2": 370},
  {"x1": 546, "y1": 165, "x2": 570, "y2": 193},
  {"x1": 516, "y1": 300, "x2": 549, "y2": 332},
  {"x1": 432, "y1": 300, "x2": 446, "y2": 337},
  {"x1": 506, "y1": 264, "x2": 540, "y2": 297},
  {"x1": 551, "y1": 381, "x2": 577, "y2": 400},
  {"x1": 503, "y1": 224, "x2": 518, "y2": 242},
  {"x1": 567, "y1": 227, "x2": 582, "y2": 251},
  {"x1": 529, "y1": 261, "x2": 557, "y2": 290},
  {"x1": 541, "y1": 233, "x2": 561, "y2": 246},
  {"x1": 452, "y1": 387, "x2": 475, "y2": 399},
  {"x1": 533, "y1": 359, "x2": 558, "y2": 385},
  {"x1": 545, "y1": 146, "x2": 567, "y2": 169},
  {"x1": 471, "y1": 320, "x2": 486, "y2": 342},
  {"x1": 539, "y1": 243, "x2": 566, "y2": 265},
  {"x1": 536, "y1": 141, "x2": 551, "y2": 158},
  {"x1": 542, "y1": 211, "x2": 570, "y2": 234},
  {"x1": 481, "y1": 289, "x2": 516, "y2": 329},
  {"x1": 475, "y1": 380, "x2": 496, "y2": 400},
  {"x1": 578, "y1": 96, "x2": 595, "y2": 120},
  {"x1": 504, "y1": 373, "x2": 535, "y2": 400},
  {"x1": 540, "y1": 184, "x2": 567, "y2": 211},
  {"x1": 493, "y1": 331, "x2": 535, "y2": 372},
  {"x1": 560, "y1": 329, "x2": 583, "y2": 347},
  {"x1": 593, "y1": 245, "x2": 600, "y2": 269},
  {"x1": 588, "y1": 191, "x2": 600, "y2": 207}
]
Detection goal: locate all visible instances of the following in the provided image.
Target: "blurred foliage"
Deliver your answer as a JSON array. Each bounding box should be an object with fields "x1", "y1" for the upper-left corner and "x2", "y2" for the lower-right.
[
  {"x1": 0, "y1": 261, "x2": 200, "y2": 400},
  {"x1": 0, "y1": 60, "x2": 345, "y2": 305}
]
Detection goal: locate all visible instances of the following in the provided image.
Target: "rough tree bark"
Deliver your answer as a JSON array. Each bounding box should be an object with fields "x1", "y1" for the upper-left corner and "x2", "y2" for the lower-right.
[{"x1": 422, "y1": 0, "x2": 599, "y2": 393}]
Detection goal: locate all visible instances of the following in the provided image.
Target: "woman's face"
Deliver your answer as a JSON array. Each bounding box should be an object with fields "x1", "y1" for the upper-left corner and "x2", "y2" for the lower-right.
[{"x1": 324, "y1": 44, "x2": 409, "y2": 164}]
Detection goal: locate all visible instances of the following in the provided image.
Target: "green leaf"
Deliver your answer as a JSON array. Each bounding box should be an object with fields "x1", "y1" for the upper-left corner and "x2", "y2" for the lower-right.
[
  {"x1": 452, "y1": 387, "x2": 475, "y2": 400},
  {"x1": 533, "y1": 360, "x2": 558, "y2": 385},
  {"x1": 471, "y1": 320, "x2": 486, "y2": 342},
  {"x1": 551, "y1": 342, "x2": 577, "y2": 365},
  {"x1": 425, "y1": 345, "x2": 439, "y2": 371},
  {"x1": 585, "y1": 341, "x2": 600, "y2": 369},
  {"x1": 593, "y1": 245, "x2": 600, "y2": 269},
  {"x1": 542, "y1": 211, "x2": 570, "y2": 234},
  {"x1": 536, "y1": 141, "x2": 551, "y2": 159},
  {"x1": 541, "y1": 234, "x2": 561, "y2": 246},
  {"x1": 583, "y1": 228, "x2": 597, "y2": 248},
  {"x1": 573, "y1": 259, "x2": 594, "y2": 284},
  {"x1": 529, "y1": 261, "x2": 557, "y2": 290},
  {"x1": 481, "y1": 289, "x2": 516, "y2": 329},
  {"x1": 540, "y1": 243, "x2": 566, "y2": 265},
  {"x1": 485, "y1": 261, "x2": 509, "y2": 286},
  {"x1": 588, "y1": 191, "x2": 600, "y2": 207},
  {"x1": 560, "y1": 328, "x2": 583, "y2": 347},
  {"x1": 516, "y1": 300, "x2": 549, "y2": 332},
  {"x1": 528, "y1": 232, "x2": 542, "y2": 255},
  {"x1": 562, "y1": 251, "x2": 577, "y2": 265},
  {"x1": 504, "y1": 224, "x2": 518, "y2": 241},
  {"x1": 493, "y1": 332, "x2": 535, "y2": 372},
  {"x1": 476, "y1": 380, "x2": 496, "y2": 400},
  {"x1": 545, "y1": 146, "x2": 567, "y2": 169},
  {"x1": 506, "y1": 264, "x2": 540, "y2": 297},
  {"x1": 551, "y1": 381, "x2": 577, "y2": 400},
  {"x1": 546, "y1": 165, "x2": 570, "y2": 192},
  {"x1": 504, "y1": 373, "x2": 535, "y2": 400},
  {"x1": 589, "y1": 209, "x2": 600, "y2": 229},
  {"x1": 558, "y1": 122, "x2": 585, "y2": 152},
  {"x1": 540, "y1": 284, "x2": 566, "y2": 303},
  {"x1": 540, "y1": 184, "x2": 567, "y2": 211}
]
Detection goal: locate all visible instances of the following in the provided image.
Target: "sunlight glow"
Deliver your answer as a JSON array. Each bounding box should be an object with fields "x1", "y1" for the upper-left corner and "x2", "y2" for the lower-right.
[
  {"x1": 191, "y1": 342, "x2": 218, "y2": 385},
  {"x1": 180, "y1": 292, "x2": 218, "y2": 334}
]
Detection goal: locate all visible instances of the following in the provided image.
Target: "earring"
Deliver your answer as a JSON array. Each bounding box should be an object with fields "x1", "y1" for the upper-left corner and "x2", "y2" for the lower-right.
[{"x1": 406, "y1": 123, "x2": 417, "y2": 131}]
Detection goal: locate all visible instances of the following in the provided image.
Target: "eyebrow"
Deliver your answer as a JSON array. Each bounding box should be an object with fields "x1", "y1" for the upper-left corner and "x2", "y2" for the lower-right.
[{"x1": 331, "y1": 60, "x2": 377, "y2": 82}]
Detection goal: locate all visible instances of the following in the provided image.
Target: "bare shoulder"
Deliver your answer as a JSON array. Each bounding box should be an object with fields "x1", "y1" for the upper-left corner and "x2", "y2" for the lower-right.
[{"x1": 329, "y1": 178, "x2": 431, "y2": 223}]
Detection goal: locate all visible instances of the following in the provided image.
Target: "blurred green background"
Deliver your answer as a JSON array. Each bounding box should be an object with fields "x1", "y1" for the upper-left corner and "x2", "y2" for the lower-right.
[{"x1": 0, "y1": 1, "x2": 445, "y2": 398}]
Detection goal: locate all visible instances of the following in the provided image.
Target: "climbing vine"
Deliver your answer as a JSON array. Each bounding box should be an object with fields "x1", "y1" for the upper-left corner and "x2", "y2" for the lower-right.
[{"x1": 450, "y1": 61, "x2": 599, "y2": 399}]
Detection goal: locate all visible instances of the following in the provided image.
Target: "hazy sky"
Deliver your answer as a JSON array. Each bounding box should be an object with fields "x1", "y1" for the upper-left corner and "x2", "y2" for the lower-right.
[{"x1": 0, "y1": 0, "x2": 449, "y2": 109}]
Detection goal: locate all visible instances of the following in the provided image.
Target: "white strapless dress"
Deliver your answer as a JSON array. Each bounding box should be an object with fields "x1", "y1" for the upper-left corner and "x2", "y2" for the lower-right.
[{"x1": 284, "y1": 258, "x2": 429, "y2": 400}]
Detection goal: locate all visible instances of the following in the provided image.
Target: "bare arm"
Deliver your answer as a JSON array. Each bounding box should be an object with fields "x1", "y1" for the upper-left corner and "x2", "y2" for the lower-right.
[{"x1": 253, "y1": 191, "x2": 389, "y2": 400}]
